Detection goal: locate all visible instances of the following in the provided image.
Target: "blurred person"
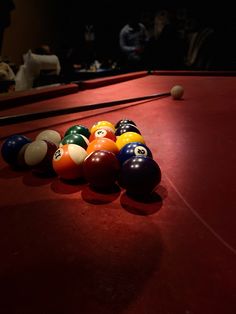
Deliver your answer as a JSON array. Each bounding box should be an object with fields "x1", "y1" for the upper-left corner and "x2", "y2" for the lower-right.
[
  {"x1": 184, "y1": 14, "x2": 215, "y2": 69},
  {"x1": 145, "y1": 9, "x2": 185, "y2": 70},
  {"x1": 119, "y1": 13, "x2": 149, "y2": 70}
]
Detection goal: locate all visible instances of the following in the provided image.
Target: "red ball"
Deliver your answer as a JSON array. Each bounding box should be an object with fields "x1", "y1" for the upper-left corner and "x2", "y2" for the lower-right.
[
  {"x1": 83, "y1": 150, "x2": 120, "y2": 190},
  {"x1": 89, "y1": 128, "x2": 116, "y2": 142}
]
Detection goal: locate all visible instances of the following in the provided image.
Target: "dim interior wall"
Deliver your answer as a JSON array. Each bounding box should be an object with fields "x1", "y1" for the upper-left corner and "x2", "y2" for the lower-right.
[{"x1": 2, "y1": 0, "x2": 57, "y2": 66}]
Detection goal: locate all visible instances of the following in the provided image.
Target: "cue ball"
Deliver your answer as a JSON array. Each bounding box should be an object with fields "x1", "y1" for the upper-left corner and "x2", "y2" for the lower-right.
[{"x1": 170, "y1": 85, "x2": 184, "y2": 100}]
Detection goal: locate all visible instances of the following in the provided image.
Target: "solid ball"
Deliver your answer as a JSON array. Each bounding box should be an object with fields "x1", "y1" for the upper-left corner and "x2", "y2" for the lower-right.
[
  {"x1": 90, "y1": 121, "x2": 115, "y2": 134},
  {"x1": 83, "y1": 150, "x2": 120, "y2": 190},
  {"x1": 36, "y1": 129, "x2": 61, "y2": 147},
  {"x1": 64, "y1": 125, "x2": 90, "y2": 139},
  {"x1": 24, "y1": 140, "x2": 57, "y2": 174},
  {"x1": 53, "y1": 144, "x2": 87, "y2": 180},
  {"x1": 1, "y1": 134, "x2": 32, "y2": 166},
  {"x1": 61, "y1": 133, "x2": 89, "y2": 149},
  {"x1": 116, "y1": 132, "x2": 145, "y2": 150},
  {"x1": 170, "y1": 85, "x2": 184, "y2": 100},
  {"x1": 89, "y1": 128, "x2": 116, "y2": 142},
  {"x1": 87, "y1": 138, "x2": 119, "y2": 155},
  {"x1": 115, "y1": 123, "x2": 141, "y2": 136},
  {"x1": 118, "y1": 156, "x2": 161, "y2": 196},
  {"x1": 117, "y1": 142, "x2": 153, "y2": 164},
  {"x1": 115, "y1": 119, "x2": 137, "y2": 129}
]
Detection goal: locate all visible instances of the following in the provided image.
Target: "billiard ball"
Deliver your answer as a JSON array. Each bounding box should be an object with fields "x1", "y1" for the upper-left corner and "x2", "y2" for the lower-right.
[
  {"x1": 115, "y1": 123, "x2": 141, "y2": 136},
  {"x1": 24, "y1": 140, "x2": 57, "y2": 174},
  {"x1": 118, "y1": 156, "x2": 161, "y2": 196},
  {"x1": 64, "y1": 125, "x2": 90, "y2": 139},
  {"x1": 1, "y1": 134, "x2": 32, "y2": 167},
  {"x1": 61, "y1": 134, "x2": 89, "y2": 149},
  {"x1": 36, "y1": 129, "x2": 61, "y2": 147},
  {"x1": 170, "y1": 85, "x2": 184, "y2": 100},
  {"x1": 115, "y1": 119, "x2": 137, "y2": 129},
  {"x1": 83, "y1": 150, "x2": 120, "y2": 190},
  {"x1": 89, "y1": 128, "x2": 116, "y2": 142},
  {"x1": 117, "y1": 142, "x2": 153, "y2": 164},
  {"x1": 52, "y1": 144, "x2": 87, "y2": 180},
  {"x1": 87, "y1": 138, "x2": 119, "y2": 155},
  {"x1": 116, "y1": 132, "x2": 145, "y2": 150},
  {"x1": 90, "y1": 121, "x2": 115, "y2": 134}
]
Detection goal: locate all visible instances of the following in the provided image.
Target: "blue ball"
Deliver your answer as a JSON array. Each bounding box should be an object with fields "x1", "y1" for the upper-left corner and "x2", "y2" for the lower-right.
[
  {"x1": 117, "y1": 142, "x2": 153, "y2": 164},
  {"x1": 1, "y1": 134, "x2": 32, "y2": 166}
]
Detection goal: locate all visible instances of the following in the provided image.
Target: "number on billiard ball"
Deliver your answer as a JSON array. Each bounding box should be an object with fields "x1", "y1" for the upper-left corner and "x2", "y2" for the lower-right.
[
  {"x1": 117, "y1": 142, "x2": 153, "y2": 164},
  {"x1": 53, "y1": 144, "x2": 87, "y2": 180}
]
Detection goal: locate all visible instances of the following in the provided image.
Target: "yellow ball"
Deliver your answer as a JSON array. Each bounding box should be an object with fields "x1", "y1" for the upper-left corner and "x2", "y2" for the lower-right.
[
  {"x1": 170, "y1": 85, "x2": 184, "y2": 100},
  {"x1": 116, "y1": 132, "x2": 145, "y2": 150},
  {"x1": 90, "y1": 121, "x2": 115, "y2": 134}
]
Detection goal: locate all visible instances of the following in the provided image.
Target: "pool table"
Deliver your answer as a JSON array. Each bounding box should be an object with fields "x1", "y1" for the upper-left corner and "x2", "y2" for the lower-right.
[{"x1": 0, "y1": 71, "x2": 236, "y2": 314}]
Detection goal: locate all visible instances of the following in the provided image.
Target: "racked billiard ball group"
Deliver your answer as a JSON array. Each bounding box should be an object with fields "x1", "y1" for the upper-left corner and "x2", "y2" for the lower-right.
[{"x1": 1, "y1": 119, "x2": 162, "y2": 197}]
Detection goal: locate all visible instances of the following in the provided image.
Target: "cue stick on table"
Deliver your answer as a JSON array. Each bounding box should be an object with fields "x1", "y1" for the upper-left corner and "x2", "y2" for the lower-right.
[{"x1": 0, "y1": 91, "x2": 170, "y2": 126}]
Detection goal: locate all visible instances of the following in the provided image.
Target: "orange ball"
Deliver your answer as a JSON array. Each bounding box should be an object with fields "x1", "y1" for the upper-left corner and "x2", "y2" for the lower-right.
[
  {"x1": 87, "y1": 138, "x2": 119, "y2": 155},
  {"x1": 89, "y1": 128, "x2": 117, "y2": 142},
  {"x1": 52, "y1": 144, "x2": 87, "y2": 180}
]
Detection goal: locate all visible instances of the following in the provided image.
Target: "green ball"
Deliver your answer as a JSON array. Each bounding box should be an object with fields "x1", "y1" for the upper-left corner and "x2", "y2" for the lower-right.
[
  {"x1": 61, "y1": 134, "x2": 89, "y2": 149},
  {"x1": 64, "y1": 125, "x2": 90, "y2": 139}
]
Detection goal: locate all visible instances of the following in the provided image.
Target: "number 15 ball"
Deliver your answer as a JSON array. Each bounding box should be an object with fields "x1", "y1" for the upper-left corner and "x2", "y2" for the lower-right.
[{"x1": 118, "y1": 156, "x2": 161, "y2": 196}]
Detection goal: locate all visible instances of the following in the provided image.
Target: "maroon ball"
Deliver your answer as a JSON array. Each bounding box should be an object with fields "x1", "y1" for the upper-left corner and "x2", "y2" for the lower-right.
[{"x1": 83, "y1": 150, "x2": 120, "y2": 190}]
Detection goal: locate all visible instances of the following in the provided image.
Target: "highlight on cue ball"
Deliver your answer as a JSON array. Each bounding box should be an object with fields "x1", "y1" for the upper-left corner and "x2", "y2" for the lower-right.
[{"x1": 170, "y1": 85, "x2": 184, "y2": 100}]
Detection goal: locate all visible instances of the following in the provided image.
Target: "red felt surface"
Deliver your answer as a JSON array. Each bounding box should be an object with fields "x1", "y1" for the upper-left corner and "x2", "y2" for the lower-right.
[{"x1": 0, "y1": 72, "x2": 236, "y2": 314}]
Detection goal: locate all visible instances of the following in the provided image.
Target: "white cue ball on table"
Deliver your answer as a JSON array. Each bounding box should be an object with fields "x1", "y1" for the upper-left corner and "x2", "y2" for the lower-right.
[{"x1": 170, "y1": 85, "x2": 184, "y2": 100}]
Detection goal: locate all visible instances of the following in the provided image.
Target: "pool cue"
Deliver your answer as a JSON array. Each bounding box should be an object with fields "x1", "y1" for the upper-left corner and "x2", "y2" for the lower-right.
[{"x1": 0, "y1": 91, "x2": 170, "y2": 126}]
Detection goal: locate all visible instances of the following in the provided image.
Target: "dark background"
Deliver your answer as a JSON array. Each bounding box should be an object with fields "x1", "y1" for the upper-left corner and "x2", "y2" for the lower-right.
[{"x1": 1, "y1": 0, "x2": 236, "y2": 70}]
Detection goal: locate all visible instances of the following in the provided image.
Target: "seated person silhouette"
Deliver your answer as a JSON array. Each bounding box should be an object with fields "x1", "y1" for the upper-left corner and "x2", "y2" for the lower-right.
[{"x1": 119, "y1": 14, "x2": 148, "y2": 71}]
